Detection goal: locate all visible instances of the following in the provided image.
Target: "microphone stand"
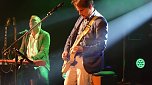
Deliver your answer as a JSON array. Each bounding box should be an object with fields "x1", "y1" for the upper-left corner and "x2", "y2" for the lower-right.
[
  {"x1": 13, "y1": 17, "x2": 18, "y2": 85},
  {"x1": 2, "y1": 2, "x2": 64, "y2": 85},
  {"x1": 118, "y1": 35, "x2": 131, "y2": 85}
]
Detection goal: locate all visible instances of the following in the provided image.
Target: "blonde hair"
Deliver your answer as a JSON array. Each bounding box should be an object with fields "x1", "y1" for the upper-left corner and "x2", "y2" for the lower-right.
[
  {"x1": 30, "y1": 15, "x2": 42, "y2": 27},
  {"x1": 31, "y1": 15, "x2": 41, "y2": 23}
]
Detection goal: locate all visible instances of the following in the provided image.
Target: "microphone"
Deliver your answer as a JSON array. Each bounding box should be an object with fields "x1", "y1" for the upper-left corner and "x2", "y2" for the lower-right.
[
  {"x1": 18, "y1": 29, "x2": 28, "y2": 34},
  {"x1": 6, "y1": 18, "x2": 11, "y2": 27},
  {"x1": 47, "y1": 2, "x2": 64, "y2": 15}
]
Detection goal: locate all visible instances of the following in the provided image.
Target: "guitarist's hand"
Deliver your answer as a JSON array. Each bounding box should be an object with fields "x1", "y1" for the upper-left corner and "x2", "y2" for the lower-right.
[
  {"x1": 72, "y1": 46, "x2": 83, "y2": 52},
  {"x1": 62, "y1": 51, "x2": 68, "y2": 60}
]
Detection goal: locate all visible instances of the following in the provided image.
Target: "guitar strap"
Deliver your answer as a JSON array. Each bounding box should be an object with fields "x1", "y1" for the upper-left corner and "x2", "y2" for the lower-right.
[{"x1": 71, "y1": 16, "x2": 99, "y2": 49}]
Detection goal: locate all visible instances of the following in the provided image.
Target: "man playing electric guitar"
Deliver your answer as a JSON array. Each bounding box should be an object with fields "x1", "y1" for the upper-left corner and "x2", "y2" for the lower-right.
[
  {"x1": 61, "y1": 0, "x2": 108, "y2": 85},
  {"x1": 62, "y1": 16, "x2": 99, "y2": 73}
]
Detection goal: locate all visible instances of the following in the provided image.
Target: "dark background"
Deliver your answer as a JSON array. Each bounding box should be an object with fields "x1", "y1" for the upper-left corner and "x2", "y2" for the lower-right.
[{"x1": 0, "y1": 0, "x2": 152, "y2": 85}]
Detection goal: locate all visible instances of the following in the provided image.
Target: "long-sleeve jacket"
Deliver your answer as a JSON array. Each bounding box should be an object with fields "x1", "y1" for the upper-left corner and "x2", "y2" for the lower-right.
[
  {"x1": 19, "y1": 29, "x2": 50, "y2": 71},
  {"x1": 64, "y1": 10, "x2": 108, "y2": 73}
]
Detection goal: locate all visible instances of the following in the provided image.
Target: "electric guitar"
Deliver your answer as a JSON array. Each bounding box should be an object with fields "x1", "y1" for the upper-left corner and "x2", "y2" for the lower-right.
[{"x1": 61, "y1": 27, "x2": 90, "y2": 73}]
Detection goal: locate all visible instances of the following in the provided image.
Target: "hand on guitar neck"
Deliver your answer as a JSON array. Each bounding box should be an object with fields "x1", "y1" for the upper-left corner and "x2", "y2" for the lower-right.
[{"x1": 71, "y1": 46, "x2": 83, "y2": 53}]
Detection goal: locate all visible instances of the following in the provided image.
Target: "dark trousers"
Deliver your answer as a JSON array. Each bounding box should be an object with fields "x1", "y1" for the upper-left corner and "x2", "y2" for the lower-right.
[
  {"x1": 17, "y1": 65, "x2": 37, "y2": 85},
  {"x1": 17, "y1": 65, "x2": 49, "y2": 85}
]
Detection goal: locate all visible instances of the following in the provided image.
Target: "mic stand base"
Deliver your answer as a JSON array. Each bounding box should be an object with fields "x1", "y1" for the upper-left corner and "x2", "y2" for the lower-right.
[{"x1": 117, "y1": 80, "x2": 131, "y2": 85}]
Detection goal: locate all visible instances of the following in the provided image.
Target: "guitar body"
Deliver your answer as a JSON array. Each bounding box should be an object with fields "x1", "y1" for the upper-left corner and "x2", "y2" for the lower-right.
[{"x1": 62, "y1": 51, "x2": 76, "y2": 73}]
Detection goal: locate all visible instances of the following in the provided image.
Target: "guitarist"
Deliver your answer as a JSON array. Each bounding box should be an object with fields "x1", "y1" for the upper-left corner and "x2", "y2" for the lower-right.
[{"x1": 62, "y1": 0, "x2": 108, "y2": 85}]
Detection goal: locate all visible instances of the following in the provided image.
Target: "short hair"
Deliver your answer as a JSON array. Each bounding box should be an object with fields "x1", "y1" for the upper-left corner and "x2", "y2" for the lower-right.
[
  {"x1": 30, "y1": 15, "x2": 42, "y2": 26},
  {"x1": 71, "y1": 0, "x2": 94, "y2": 8}
]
